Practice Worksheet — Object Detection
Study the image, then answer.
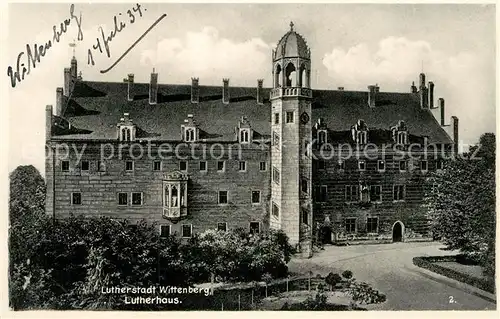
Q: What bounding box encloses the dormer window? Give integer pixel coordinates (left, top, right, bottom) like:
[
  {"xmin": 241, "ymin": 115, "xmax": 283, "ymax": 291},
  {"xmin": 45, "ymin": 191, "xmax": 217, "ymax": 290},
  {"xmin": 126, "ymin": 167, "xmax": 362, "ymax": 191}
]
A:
[
  {"xmin": 181, "ymin": 114, "xmax": 199, "ymax": 142},
  {"xmin": 392, "ymin": 120, "xmax": 409, "ymax": 145},
  {"xmin": 313, "ymin": 118, "xmax": 328, "ymax": 147},
  {"xmin": 351, "ymin": 119, "xmax": 369, "ymax": 145},
  {"xmin": 185, "ymin": 128, "xmax": 195, "ymax": 142},
  {"xmin": 237, "ymin": 116, "xmax": 253, "ymax": 144},
  {"xmin": 240, "ymin": 130, "xmax": 250, "ymax": 143},
  {"xmin": 117, "ymin": 113, "xmax": 136, "ymax": 142}
]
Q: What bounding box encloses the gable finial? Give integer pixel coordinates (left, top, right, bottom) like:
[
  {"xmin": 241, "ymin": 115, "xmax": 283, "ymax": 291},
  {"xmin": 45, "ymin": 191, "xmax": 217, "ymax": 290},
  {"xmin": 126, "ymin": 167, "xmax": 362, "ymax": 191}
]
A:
[{"xmin": 290, "ymin": 21, "xmax": 294, "ymax": 31}]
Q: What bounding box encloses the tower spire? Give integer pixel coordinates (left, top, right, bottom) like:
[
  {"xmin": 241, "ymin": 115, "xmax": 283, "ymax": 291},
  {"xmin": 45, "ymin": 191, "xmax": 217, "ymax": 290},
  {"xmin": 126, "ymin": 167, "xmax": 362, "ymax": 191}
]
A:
[
  {"xmin": 290, "ymin": 21, "xmax": 294, "ymax": 31},
  {"xmin": 69, "ymin": 39, "xmax": 76, "ymax": 58}
]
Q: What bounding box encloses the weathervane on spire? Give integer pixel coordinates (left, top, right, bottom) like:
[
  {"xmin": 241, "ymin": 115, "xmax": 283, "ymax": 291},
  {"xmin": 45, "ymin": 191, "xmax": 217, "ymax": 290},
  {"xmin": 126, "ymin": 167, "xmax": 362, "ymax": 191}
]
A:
[
  {"xmin": 290, "ymin": 21, "xmax": 294, "ymax": 31},
  {"xmin": 69, "ymin": 39, "xmax": 76, "ymax": 58}
]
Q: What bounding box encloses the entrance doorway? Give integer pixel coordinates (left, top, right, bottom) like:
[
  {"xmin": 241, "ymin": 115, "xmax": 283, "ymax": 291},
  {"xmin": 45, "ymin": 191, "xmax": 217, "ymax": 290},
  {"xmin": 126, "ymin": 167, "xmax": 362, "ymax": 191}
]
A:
[
  {"xmin": 320, "ymin": 226, "xmax": 332, "ymax": 244},
  {"xmin": 392, "ymin": 221, "xmax": 403, "ymax": 242}
]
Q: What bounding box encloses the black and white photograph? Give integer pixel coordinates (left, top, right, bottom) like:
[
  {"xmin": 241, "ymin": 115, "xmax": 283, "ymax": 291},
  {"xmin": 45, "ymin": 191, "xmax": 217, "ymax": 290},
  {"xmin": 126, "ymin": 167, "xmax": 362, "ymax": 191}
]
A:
[{"xmin": 4, "ymin": 1, "xmax": 497, "ymax": 313}]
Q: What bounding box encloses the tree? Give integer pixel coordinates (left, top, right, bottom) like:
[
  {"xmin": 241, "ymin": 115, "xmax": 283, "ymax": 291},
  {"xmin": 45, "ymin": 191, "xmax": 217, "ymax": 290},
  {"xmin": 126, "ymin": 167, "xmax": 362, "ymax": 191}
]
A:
[{"xmin": 425, "ymin": 133, "xmax": 495, "ymax": 278}]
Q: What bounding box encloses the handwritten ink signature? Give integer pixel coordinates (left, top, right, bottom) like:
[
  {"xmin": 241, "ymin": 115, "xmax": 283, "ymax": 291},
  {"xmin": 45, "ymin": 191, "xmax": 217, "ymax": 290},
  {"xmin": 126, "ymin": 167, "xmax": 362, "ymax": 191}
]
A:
[{"xmin": 6, "ymin": 4, "xmax": 83, "ymax": 88}]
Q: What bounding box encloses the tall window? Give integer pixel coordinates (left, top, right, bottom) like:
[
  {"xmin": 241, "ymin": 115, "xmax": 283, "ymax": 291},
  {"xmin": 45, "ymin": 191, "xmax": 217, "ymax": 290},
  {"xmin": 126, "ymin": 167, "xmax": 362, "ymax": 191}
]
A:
[
  {"xmin": 71, "ymin": 192, "xmax": 82, "ymax": 205},
  {"xmin": 358, "ymin": 160, "xmax": 366, "ymax": 171},
  {"xmin": 217, "ymin": 222, "xmax": 227, "ymax": 232},
  {"xmin": 399, "ymin": 160, "xmax": 407, "ymax": 171},
  {"xmin": 301, "ymin": 179, "xmax": 308, "ymax": 194},
  {"xmin": 370, "ymin": 185, "xmax": 382, "ymax": 202},
  {"xmin": 132, "ymin": 192, "xmax": 143, "ymax": 206},
  {"xmin": 337, "ymin": 161, "xmax": 345, "ymax": 170},
  {"xmin": 316, "ymin": 185, "xmax": 327, "ymax": 202},
  {"xmin": 397, "ymin": 132, "xmax": 408, "ymax": 144},
  {"xmin": 420, "ymin": 160, "xmax": 428, "ymax": 171},
  {"xmin": 317, "ymin": 160, "xmax": 326, "ymax": 170},
  {"xmin": 217, "ymin": 161, "xmax": 225, "ymax": 172},
  {"xmin": 272, "ymin": 202, "xmax": 279, "ymax": 217},
  {"xmin": 179, "ymin": 161, "xmax": 187, "ymax": 171},
  {"xmin": 118, "ymin": 193, "xmax": 128, "ymax": 206},
  {"xmin": 377, "ymin": 160, "xmax": 385, "ymax": 171},
  {"xmin": 153, "ymin": 161, "xmax": 161, "ymax": 171},
  {"xmin": 250, "ymin": 222, "xmax": 260, "ymax": 234},
  {"xmin": 286, "ymin": 111, "xmax": 294, "ymax": 123},
  {"xmin": 81, "ymin": 160, "xmax": 89, "ymax": 171},
  {"xmin": 182, "ymin": 224, "xmax": 192, "ymax": 238},
  {"xmin": 357, "ymin": 131, "xmax": 367, "ymax": 144},
  {"xmin": 125, "ymin": 161, "xmax": 134, "ymax": 171},
  {"xmin": 436, "ymin": 159, "xmax": 444, "ymax": 170},
  {"xmin": 97, "ymin": 161, "xmax": 106, "ymax": 172},
  {"xmin": 259, "ymin": 162, "xmax": 267, "ymax": 171},
  {"xmin": 366, "ymin": 217, "xmax": 379, "ymax": 233},
  {"xmin": 218, "ymin": 191, "xmax": 228, "ymax": 204},
  {"xmin": 61, "ymin": 160, "xmax": 70, "ymax": 172},
  {"xmin": 160, "ymin": 225, "xmax": 170, "ymax": 238},
  {"xmin": 251, "ymin": 191, "xmax": 261, "ymax": 204},
  {"xmin": 273, "ymin": 167, "xmax": 280, "ymax": 185},
  {"xmin": 273, "ymin": 131, "xmax": 280, "ymax": 147},
  {"xmin": 345, "ymin": 185, "xmax": 359, "ymax": 202},
  {"xmin": 345, "ymin": 218, "xmax": 356, "ymax": 233},
  {"xmin": 393, "ymin": 185, "xmax": 405, "ymax": 201},
  {"xmin": 239, "ymin": 161, "xmax": 247, "ymax": 171},
  {"xmin": 274, "ymin": 113, "xmax": 280, "ymax": 124},
  {"xmin": 184, "ymin": 128, "xmax": 195, "ymax": 142},
  {"xmin": 199, "ymin": 161, "xmax": 207, "ymax": 171},
  {"xmin": 240, "ymin": 129, "xmax": 250, "ymax": 143}
]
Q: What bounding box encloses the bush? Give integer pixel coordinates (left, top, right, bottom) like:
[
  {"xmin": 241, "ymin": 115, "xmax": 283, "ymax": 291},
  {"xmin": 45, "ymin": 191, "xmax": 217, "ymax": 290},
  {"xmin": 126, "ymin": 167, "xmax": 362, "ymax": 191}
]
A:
[
  {"xmin": 342, "ymin": 270, "xmax": 353, "ymax": 279},
  {"xmin": 348, "ymin": 281, "xmax": 386, "ymax": 304}
]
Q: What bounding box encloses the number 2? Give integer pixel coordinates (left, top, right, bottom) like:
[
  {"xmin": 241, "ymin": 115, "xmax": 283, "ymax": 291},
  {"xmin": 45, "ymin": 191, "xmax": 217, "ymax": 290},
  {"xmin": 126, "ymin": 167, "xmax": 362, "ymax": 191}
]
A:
[{"xmin": 449, "ymin": 296, "xmax": 456, "ymax": 304}]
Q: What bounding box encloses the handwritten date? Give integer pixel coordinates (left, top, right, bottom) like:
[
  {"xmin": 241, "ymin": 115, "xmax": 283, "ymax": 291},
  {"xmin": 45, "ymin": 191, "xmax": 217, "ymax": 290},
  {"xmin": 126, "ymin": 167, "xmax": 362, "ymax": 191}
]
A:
[{"xmin": 87, "ymin": 3, "xmax": 144, "ymax": 66}]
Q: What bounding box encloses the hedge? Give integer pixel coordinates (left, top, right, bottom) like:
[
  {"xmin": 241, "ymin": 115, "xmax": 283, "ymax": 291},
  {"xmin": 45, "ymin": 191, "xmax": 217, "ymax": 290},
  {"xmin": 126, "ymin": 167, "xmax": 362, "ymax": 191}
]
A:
[{"xmin": 412, "ymin": 256, "xmax": 495, "ymax": 294}]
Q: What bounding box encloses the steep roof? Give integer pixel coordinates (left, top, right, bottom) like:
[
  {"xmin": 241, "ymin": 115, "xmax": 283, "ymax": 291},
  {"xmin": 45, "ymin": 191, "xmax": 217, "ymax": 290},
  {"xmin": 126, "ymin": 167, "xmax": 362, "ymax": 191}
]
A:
[{"xmin": 53, "ymin": 80, "xmax": 453, "ymax": 144}]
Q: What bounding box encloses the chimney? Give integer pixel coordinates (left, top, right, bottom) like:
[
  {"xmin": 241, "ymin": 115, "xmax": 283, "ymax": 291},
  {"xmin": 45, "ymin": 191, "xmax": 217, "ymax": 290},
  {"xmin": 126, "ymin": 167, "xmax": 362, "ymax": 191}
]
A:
[
  {"xmin": 452, "ymin": 116, "xmax": 459, "ymax": 150},
  {"xmin": 222, "ymin": 78, "xmax": 230, "ymax": 104},
  {"xmin": 56, "ymin": 87, "xmax": 64, "ymax": 116},
  {"xmin": 367, "ymin": 85, "xmax": 377, "ymax": 107},
  {"xmin": 257, "ymin": 79, "xmax": 264, "ymax": 104},
  {"xmin": 411, "ymin": 81, "xmax": 417, "ymax": 93},
  {"xmin": 439, "ymin": 98, "xmax": 445, "ymax": 125},
  {"xmin": 70, "ymin": 56, "xmax": 78, "ymax": 78},
  {"xmin": 338, "ymin": 87, "xmax": 344, "ymax": 91},
  {"xmin": 428, "ymin": 81, "xmax": 434, "ymax": 108},
  {"xmin": 46, "ymin": 105, "xmax": 53, "ymax": 141},
  {"xmin": 127, "ymin": 74, "xmax": 134, "ymax": 102},
  {"xmin": 149, "ymin": 69, "xmax": 158, "ymax": 105},
  {"xmin": 191, "ymin": 77, "xmax": 199, "ymax": 103},
  {"xmin": 64, "ymin": 68, "xmax": 71, "ymax": 96}
]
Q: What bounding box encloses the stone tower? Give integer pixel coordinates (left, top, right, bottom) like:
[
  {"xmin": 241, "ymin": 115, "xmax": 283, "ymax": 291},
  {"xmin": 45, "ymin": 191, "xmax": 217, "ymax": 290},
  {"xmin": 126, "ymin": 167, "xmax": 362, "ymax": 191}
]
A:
[{"xmin": 269, "ymin": 22, "xmax": 313, "ymax": 257}]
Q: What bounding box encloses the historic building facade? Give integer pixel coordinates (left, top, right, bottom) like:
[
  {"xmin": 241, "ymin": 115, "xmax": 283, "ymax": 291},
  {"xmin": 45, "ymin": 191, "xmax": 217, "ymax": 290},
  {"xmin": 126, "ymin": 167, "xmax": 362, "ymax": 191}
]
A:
[{"xmin": 45, "ymin": 24, "xmax": 458, "ymax": 256}]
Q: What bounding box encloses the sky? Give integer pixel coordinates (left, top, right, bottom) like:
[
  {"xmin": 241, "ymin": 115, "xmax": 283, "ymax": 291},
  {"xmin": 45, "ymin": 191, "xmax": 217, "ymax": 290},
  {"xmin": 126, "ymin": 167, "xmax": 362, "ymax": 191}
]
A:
[{"xmin": 6, "ymin": 3, "xmax": 496, "ymax": 174}]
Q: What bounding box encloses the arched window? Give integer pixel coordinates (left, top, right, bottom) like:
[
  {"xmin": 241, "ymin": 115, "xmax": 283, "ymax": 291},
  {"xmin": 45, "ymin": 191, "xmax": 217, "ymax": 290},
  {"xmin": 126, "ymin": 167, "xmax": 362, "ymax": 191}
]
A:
[
  {"xmin": 275, "ymin": 64, "xmax": 282, "ymax": 88},
  {"xmin": 357, "ymin": 131, "xmax": 367, "ymax": 144},
  {"xmin": 285, "ymin": 63, "xmax": 296, "ymax": 87},
  {"xmin": 398, "ymin": 132, "xmax": 407, "ymax": 144},
  {"xmin": 299, "ymin": 64, "xmax": 307, "ymax": 88}
]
